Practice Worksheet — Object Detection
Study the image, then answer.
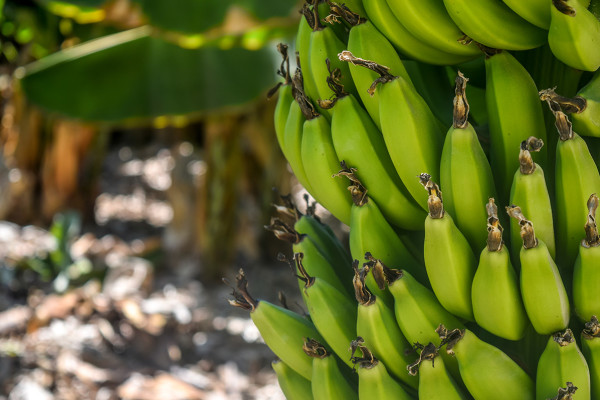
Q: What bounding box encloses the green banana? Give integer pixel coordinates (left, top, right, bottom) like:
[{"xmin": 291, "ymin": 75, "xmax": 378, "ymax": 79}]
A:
[
  {"xmin": 385, "ymin": 0, "xmax": 481, "ymax": 56},
  {"xmin": 353, "ymin": 263, "xmax": 419, "ymax": 388},
  {"xmin": 407, "ymin": 342, "xmax": 470, "ymax": 400},
  {"xmin": 440, "ymin": 71, "xmax": 497, "ymax": 253},
  {"xmin": 335, "ymin": 165, "xmax": 428, "ymax": 293},
  {"xmin": 540, "ymin": 74, "xmax": 600, "ymax": 138},
  {"xmin": 349, "ymin": 338, "xmax": 414, "ymax": 400},
  {"xmin": 543, "ymin": 102, "xmax": 600, "ymax": 270},
  {"xmin": 507, "ymin": 205, "xmax": 570, "ymax": 335},
  {"xmin": 573, "ymin": 193, "xmax": 600, "ymax": 322},
  {"xmin": 295, "ymin": 253, "xmax": 358, "ymax": 368},
  {"xmin": 549, "ymin": 0, "xmax": 600, "ymax": 72},
  {"xmin": 271, "ymin": 43, "xmax": 294, "ymax": 151},
  {"xmin": 272, "ymin": 359, "xmax": 314, "ymax": 400},
  {"xmin": 501, "ymin": 0, "xmax": 552, "ymax": 29},
  {"xmin": 509, "ymin": 137, "xmax": 555, "ymax": 264},
  {"xmin": 362, "ymin": 0, "xmax": 476, "ymax": 65},
  {"xmin": 438, "ymin": 326, "xmax": 536, "ymax": 400},
  {"xmin": 303, "ymin": 338, "xmax": 358, "ymax": 400},
  {"xmin": 407, "ymin": 61, "xmax": 456, "ymax": 128},
  {"xmin": 421, "ymin": 174, "xmax": 476, "ymax": 321},
  {"xmin": 582, "ymin": 316, "xmax": 600, "ymax": 400},
  {"xmin": 472, "ymin": 198, "xmax": 528, "ymax": 340},
  {"xmin": 442, "ymin": 0, "xmax": 547, "ymax": 50},
  {"xmin": 324, "ymin": 70, "xmax": 426, "ymax": 230},
  {"xmin": 329, "ymin": 4, "xmax": 412, "ymax": 130},
  {"xmin": 536, "ymin": 329, "xmax": 591, "ymax": 400},
  {"xmin": 228, "ymin": 269, "xmax": 325, "ymax": 380},
  {"xmin": 300, "ymin": 110, "xmax": 353, "ymax": 225},
  {"xmin": 297, "ymin": 3, "xmax": 319, "ymax": 104},
  {"xmin": 485, "ymin": 49, "xmax": 548, "ymax": 206},
  {"xmin": 267, "ymin": 220, "xmax": 354, "ymax": 299},
  {"xmin": 339, "ymin": 51, "xmax": 444, "ymax": 210}
]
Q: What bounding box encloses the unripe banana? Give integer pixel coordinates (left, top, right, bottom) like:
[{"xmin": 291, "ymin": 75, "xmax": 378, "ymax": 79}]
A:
[
  {"xmin": 438, "ymin": 325, "xmax": 535, "ymax": 400},
  {"xmin": 509, "ymin": 137, "xmax": 555, "ymax": 264},
  {"xmin": 324, "ymin": 74, "xmax": 426, "ymax": 230},
  {"xmin": 375, "ymin": 257, "xmax": 464, "ymax": 382},
  {"xmin": 541, "ymin": 101, "xmax": 600, "ymax": 270},
  {"xmin": 303, "ymin": 338, "xmax": 358, "ymax": 400},
  {"xmin": 407, "ymin": 342, "xmax": 470, "ymax": 400},
  {"xmin": 385, "ymin": 0, "xmax": 482, "ymax": 56},
  {"xmin": 295, "ymin": 253, "xmax": 358, "ymax": 368},
  {"xmin": 339, "ymin": 51, "xmax": 444, "ymax": 210},
  {"xmin": 472, "ymin": 198, "xmax": 528, "ymax": 340},
  {"xmin": 573, "ymin": 194, "xmax": 600, "ymax": 322},
  {"xmin": 549, "ymin": 0, "xmax": 600, "ymax": 72},
  {"xmin": 330, "ymin": 4, "xmax": 412, "ymax": 130},
  {"xmin": 485, "ymin": 49, "xmax": 548, "ymax": 206},
  {"xmin": 350, "ymin": 338, "xmax": 414, "ymax": 400},
  {"xmin": 272, "ymin": 44, "xmax": 294, "ymax": 151},
  {"xmin": 272, "ymin": 359, "xmax": 314, "ymax": 400},
  {"xmin": 353, "ymin": 263, "xmax": 418, "ymax": 388},
  {"xmin": 581, "ymin": 316, "xmax": 600, "ymax": 400},
  {"xmin": 301, "ymin": 111, "xmax": 353, "ymax": 225},
  {"xmin": 501, "ymin": 0, "xmax": 552, "ymax": 28},
  {"xmin": 440, "ymin": 71, "xmax": 497, "ymax": 253},
  {"xmin": 421, "ymin": 174, "xmax": 476, "ymax": 321},
  {"xmin": 536, "ymin": 329, "xmax": 591, "ymax": 400},
  {"xmin": 335, "ymin": 165, "xmax": 428, "ymax": 296},
  {"xmin": 442, "ymin": 0, "xmax": 547, "ymax": 50},
  {"xmin": 228, "ymin": 269, "xmax": 325, "ymax": 380},
  {"xmin": 507, "ymin": 205, "xmax": 570, "ymax": 335},
  {"xmin": 362, "ymin": 0, "xmax": 476, "ymax": 65},
  {"xmin": 297, "ymin": 3, "xmax": 318, "ymax": 104}
]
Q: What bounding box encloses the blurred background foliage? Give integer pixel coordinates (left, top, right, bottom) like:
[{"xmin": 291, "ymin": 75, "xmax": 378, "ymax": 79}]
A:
[{"xmin": 0, "ymin": 0, "xmax": 300, "ymax": 282}]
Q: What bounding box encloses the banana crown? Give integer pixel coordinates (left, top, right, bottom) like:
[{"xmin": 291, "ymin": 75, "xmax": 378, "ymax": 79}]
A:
[
  {"xmin": 518, "ymin": 137, "xmax": 544, "ymax": 175},
  {"xmin": 582, "ymin": 193, "xmax": 600, "ymax": 248},
  {"xmin": 407, "ymin": 342, "xmax": 440, "ymax": 376},
  {"xmin": 582, "ymin": 315, "xmax": 600, "ymax": 340},
  {"xmin": 350, "ymin": 336, "xmax": 379, "ymax": 370},
  {"xmin": 506, "ymin": 205, "xmax": 538, "ymax": 249}
]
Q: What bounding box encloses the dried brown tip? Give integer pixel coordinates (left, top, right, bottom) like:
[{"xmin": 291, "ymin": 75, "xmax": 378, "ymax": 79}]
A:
[
  {"xmin": 294, "ymin": 252, "xmax": 315, "ymax": 288},
  {"xmin": 226, "ymin": 269, "xmax": 258, "ymax": 311},
  {"xmin": 291, "ymin": 66, "xmax": 319, "ymax": 120},
  {"xmin": 338, "ymin": 50, "xmax": 395, "ymax": 96},
  {"xmin": 333, "ymin": 161, "xmax": 369, "ymax": 207},
  {"xmin": 552, "ymin": 0, "xmax": 576, "ymax": 16},
  {"xmin": 353, "ymin": 260, "xmax": 375, "ymax": 306},
  {"xmin": 327, "ymin": 1, "xmax": 366, "ymax": 26},
  {"xmin": 350, "ymin": 337, "xmax": 378, "ymax": 369},
  {"xmin": 303, "ymin": 337, "xmax": 330, "ymax": 358},
  {"xmin": 452, "ymin": 71, "xmax": 470, "ymax": 129},
  {"xmin": 436, "ymin": 325, "xmax": 465, "ymax": 356},
  {"xmin": 419, "ymin": 173, "xmax": 444, "ymax": 219},
  {"xmin": 265, "ymin": 217, "xmax": 301, "ymax": 244},
  {"xmin": 407, "ymin": 342, "xmax": 439, "ymax": 376},
  {"xmin": 364, "ymin": 252, "xmax": 400, "ymax": 289},
  {"xmin": 486, "ymin": 198, "xmax": 503, "ymax": 252},
  {"xmin": 583, "ymin": 316, "xmax": 600, "ymax": 339},
  {"xmin": 539, "ymin": 87, "xmax": 586, "ymax": 114},
  {"xmin": 540, "ymin": 93, "xmax": 575, "ymax": 141},
  {"xmin": 583, "ymin": 193, "xmax": 600, "ymax": 248},
  {"xmin": 550, "ymin": 382, "xmax": 578, "ymax": 400},
  {"xmin": 317, "ymin": 58, "xmax": 348, "ymax": 109},
  {"xmin": 267, "ymin": 43, "xmax": 292, "ymax": 99},
  {"xmin": 506, "ymin": 205, "xmax": 537, "ymax": 249},
  {"xmin": 553, "ymin": 329, "xmax": 575, "ymax": 347},
  {"xmin": 518, "ymin": 137, "xmax": 544, "ymax": 175}
]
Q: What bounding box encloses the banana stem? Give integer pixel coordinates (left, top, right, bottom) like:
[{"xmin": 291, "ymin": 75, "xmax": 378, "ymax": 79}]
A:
[
  {"xmin": 583, "ymin": 193, "xmax": 600, "ymax": 248},
  {"xmin": 506, "ymin": 205, "xmax": 538, "ymax": 249},
  {"xmin": 419, "ymin": 173, "xmax": 444, "ymax": 219},
  {"xmin": 453, "ymin": 71, "xmax": 470, "ymax": 129},
  {"xmin": 227, "ymin": 269, "xmax": 258, "ymax": 311},
  {"xmin": 519, "ymin": 137, "xmax": 544, "ymax": 175},
  {"xmin": 486, "ymin": 198, "xmax": 504, "ymax": 252}
]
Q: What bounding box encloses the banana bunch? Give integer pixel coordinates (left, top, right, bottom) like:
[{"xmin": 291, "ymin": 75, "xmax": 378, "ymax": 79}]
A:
[{"xmin": 230, "ymin": 0, "xmax": 600, "ymax": 398}]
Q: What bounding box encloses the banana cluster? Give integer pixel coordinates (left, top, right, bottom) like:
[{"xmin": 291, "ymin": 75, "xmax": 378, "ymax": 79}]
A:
[{"xmin": 232, "ymin": 0, "xmax": 600, "ymax": 398}]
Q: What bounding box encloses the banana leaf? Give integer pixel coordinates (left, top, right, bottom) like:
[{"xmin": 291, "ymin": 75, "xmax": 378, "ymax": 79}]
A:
[{"xmin": 17, "ymin": 26, "xmax": 279, "ymax": 122}]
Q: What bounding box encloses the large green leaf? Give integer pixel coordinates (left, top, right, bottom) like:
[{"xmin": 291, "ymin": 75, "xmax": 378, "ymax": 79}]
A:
[{"xmin": 18, "ymin": 26, "xmax": 279, "ymax": 122}]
